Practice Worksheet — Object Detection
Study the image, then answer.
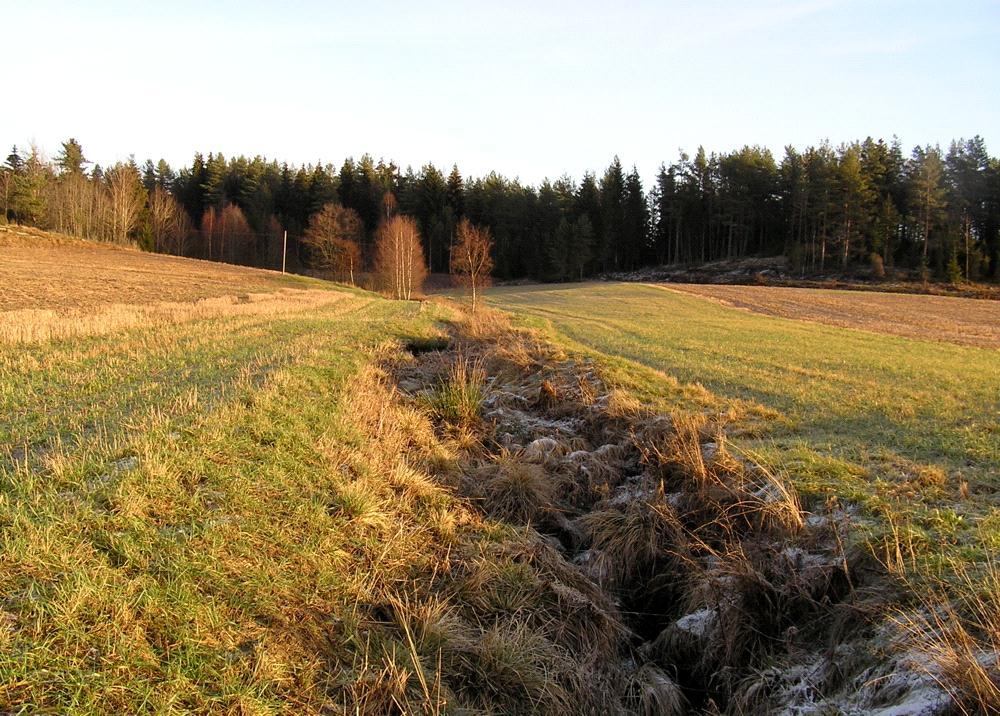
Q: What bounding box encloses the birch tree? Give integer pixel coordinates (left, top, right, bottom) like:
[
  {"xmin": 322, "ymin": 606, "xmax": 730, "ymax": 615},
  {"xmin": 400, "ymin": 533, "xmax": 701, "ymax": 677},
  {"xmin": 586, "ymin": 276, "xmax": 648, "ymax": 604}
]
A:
[
  {"xmin": 105, "ymin": 161, "xmax": 145, "ymax": 243},
  {"xmin": 451, "ymin": 218, "xmax": 494, "ymax": 312},
  {"xmin": 375, "ymin": 215, "xmax": 426, "ymax": 300}
]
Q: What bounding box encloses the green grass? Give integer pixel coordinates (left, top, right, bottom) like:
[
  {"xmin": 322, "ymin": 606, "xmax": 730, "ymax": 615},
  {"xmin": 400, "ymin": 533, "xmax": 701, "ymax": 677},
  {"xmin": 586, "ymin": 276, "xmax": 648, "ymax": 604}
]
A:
[
  {"xmin": 4, "ymin": 270, "xmax": 997, "ymax": 710},
  {"xmin": 486, "ymin": 282, "xmax": 1000, "ymax": 562},
  {"xmin": 0, "ymin": 289, "xmax": 467, "ymax": 712}
]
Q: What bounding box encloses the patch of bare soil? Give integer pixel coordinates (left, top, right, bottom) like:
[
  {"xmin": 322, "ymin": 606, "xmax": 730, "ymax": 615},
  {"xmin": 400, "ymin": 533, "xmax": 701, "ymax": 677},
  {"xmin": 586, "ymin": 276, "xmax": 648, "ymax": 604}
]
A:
[
  {"xmin": 0, "ymin": 227, "xmax": 289, "ymax": 312},
  {"xmin": 385, "ymin": 309, "xmax": 956, "ymax": 714},
  {"xmin": 662, "ymin": 283, "xmax": 1000, "ymax": 349}
]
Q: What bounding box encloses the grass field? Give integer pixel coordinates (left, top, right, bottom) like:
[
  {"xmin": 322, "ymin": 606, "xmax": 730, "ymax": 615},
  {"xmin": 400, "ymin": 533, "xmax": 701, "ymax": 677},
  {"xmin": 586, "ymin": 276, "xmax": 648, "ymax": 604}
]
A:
[
  {"xmin": 667, "ymin": 282, "xmax": 1000, "ymax": 349},
  {"xmin": 3, "ymin": 236, "xmax": 997, "ymax": 712},
  {"xmin": 487, "ymin": 282, "xmax": 1000, "ymax": 562},
  {"xmin": 2, "ymin": 241, "xmax": 699, "ymax": 713},
  {"xmin": 0, "ymin": 278, "xmax": 458, "ymax": 711}
]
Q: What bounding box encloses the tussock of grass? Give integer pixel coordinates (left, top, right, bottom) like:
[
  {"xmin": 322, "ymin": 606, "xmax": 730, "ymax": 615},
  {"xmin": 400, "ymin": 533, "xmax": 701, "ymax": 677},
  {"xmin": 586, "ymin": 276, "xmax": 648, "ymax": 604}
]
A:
[
  {"xmin": 472, "ymin": 452, "xmax": 558, "ymax": 524},
  {"xmin": 426, "ymin": 354, "xmax": 488, "ymax": 428},
  {"xmin": 636, "ymin": 414, "xmax": 803, "ymax": 542},
  {"xmin": 579, "ymin": 487, "xmax": 688, "ymax": 589},
  {"xmin": 624, "ymin": 663, "xmax": 687, "ymax": 716}
]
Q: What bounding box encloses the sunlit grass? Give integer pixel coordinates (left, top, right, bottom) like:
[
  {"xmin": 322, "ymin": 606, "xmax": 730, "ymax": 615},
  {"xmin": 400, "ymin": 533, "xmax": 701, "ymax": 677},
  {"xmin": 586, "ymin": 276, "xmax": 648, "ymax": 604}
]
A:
[
  {"xmin": 0, "ymin": 289, "xmax": 471, "ymax": 711},
  {"xmin": 487, "ymin": 282, "xmax": 1000, "ymax": 564}
]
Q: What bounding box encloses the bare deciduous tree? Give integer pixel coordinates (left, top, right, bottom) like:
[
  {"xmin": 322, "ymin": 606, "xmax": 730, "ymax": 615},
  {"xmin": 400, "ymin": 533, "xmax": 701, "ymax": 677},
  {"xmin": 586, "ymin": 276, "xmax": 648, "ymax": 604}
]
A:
[
  {"xmin": 217, "ymin": 203, "xmax": 251, "ymax": 263},
  {"xmin": 451, "ymin": 218, "xmax": 494, "ymax": 312},
  {"xmin": 303, "ymin": 203, "xmax": 365, "ymax": 284},
  {"xmin": 0, "ymin": 169, "xmax": 10, "ymax": 221},
  {"xmin": 264, "ymin": 215, "xmax": 285, "ymax": 269},
  {"xmin": 380, "ymin": 191, "xmax": 398, "ymax": 223},
  {"xmin": 375, "ymin": 215, "xmax": 426, "ymax": 300},
  {"xmin": 201, "ymin": 206, "xmax": 217, "ymax": 259},
  {"xmin": 105, "ymin": 162, "xmax": 145, "ymax": 244},
  {"xmin": 149, "ymin": 187, "xmax": 191, "ymax": 255}
]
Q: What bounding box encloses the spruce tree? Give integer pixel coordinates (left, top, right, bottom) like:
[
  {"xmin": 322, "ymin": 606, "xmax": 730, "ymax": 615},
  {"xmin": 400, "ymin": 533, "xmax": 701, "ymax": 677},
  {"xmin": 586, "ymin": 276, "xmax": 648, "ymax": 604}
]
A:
[
  {"xmin": 201, "ymin": 153, "xmax": 227, "ymax": 209},
  {"xmin": 545, "ymin": 217, "xmax": 572, "ymax": 281},
  {"xmin": 599, "ymin": 157, "xmax": 625, "ymax": 271},
  {"xmin": 55, "ymin": 138, "xmax": 87, "ymax": 175},
  {"xmin": 5, "ymin": 146, "xmax": 23, "ymax": 173},
  {"xmin": 155, "ymin": 159, "xmax": 175, "ymax": 190},
  {"xmin": 623, "ymin": 166, "xmax": 649, "ymax": 270},
  {"xmin": 10, "ymin": 145, "xmax": 48, "ymax": 224},
  {"xmin": 446, "ymin": 164, "xmax": 464, "ymax": 217},
  {"xmin": 142, "ymin": 160, "xmax": 157, "ymax": 193}
]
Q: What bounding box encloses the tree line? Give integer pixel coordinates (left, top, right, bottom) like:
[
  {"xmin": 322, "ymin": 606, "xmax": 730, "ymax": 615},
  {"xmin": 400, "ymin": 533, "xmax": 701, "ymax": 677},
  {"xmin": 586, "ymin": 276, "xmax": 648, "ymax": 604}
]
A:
[{"xmin": 3, "ymin": 136, "xmax": 999, "ymax": 283}]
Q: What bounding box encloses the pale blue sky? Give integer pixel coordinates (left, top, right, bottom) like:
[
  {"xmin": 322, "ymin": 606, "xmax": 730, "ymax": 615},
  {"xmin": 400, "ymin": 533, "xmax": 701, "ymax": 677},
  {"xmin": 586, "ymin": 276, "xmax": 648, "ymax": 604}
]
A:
[{"xmin": 4, "ymin": 0, "xmax": 998, "ymax": 184}]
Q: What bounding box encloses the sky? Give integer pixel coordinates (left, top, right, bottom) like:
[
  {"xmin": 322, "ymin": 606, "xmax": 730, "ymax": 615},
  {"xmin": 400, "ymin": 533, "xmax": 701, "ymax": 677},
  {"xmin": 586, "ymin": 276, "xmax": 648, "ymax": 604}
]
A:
[{"xmin": 3, "ymin": 0, "xmax": 998, "ymax": 185}]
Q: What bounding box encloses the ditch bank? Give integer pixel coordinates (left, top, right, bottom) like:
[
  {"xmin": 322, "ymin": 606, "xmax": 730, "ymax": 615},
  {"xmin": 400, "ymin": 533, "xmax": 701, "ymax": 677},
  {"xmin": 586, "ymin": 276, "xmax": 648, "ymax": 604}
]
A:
[{"xmin": 391, "ymin": 311, "xmax": 955, "ymax": 715}]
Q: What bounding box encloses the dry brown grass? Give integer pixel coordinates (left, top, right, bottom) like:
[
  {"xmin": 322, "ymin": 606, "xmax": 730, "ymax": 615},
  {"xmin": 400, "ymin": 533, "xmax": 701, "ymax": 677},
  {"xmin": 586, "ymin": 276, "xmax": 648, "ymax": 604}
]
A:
[
  {"xmin": 579, "ymin": 487, "xmax": 688, "ymax": 589},
  {"xmin": 1, "ymin": 228, "xmax": 301, "ymax": 312},
  {"xmin": 663, "ymin": 283, "xmax": 1000, "ymax": 349},
  {"xmin": 636, "ymin": 414, "xmax": 803, "ymax": 542},
  {"xmin": 1, "ymin": 228, "xmax": 349, "ymax": 344},
  {"xmin": 472, "ymin": 452, "xmax": 558, "ymax": 524},
  {"xmin": 1, "ymin": 289, "xmax": 354, "ymax": 345},
  {"xmin": 893, "ymin": 561, "xmax": 1000, "ymax": 714},
  {"xmin": 624, "ymin": 663, "xmax": 687, "ymax": 715}
]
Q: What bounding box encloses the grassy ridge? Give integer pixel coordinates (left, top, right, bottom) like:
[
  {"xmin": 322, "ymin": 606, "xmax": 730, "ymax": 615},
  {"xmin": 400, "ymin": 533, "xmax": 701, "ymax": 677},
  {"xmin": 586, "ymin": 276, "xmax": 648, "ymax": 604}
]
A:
[{"xmin": 487, "ymin": 282, "xmax": 1000, "ymax": 561}]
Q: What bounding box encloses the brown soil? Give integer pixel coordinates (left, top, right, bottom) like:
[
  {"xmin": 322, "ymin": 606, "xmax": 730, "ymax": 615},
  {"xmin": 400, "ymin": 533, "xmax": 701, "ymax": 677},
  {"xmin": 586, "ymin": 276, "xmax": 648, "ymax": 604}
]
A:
[
  {"xmin": 0, "ymin": 227, "xmax": 291, "ymax": 312},
  {"xmin": 661, "ymin": 283, "xmax": 1000, "ymax": 349}
]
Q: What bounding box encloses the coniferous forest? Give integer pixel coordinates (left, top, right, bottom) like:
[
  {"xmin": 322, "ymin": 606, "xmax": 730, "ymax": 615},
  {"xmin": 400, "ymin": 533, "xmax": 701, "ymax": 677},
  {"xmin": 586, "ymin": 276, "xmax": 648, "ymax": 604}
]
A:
[{"xmin": 3, "ymin": 136, "xmax": 999, "ymax": 283}]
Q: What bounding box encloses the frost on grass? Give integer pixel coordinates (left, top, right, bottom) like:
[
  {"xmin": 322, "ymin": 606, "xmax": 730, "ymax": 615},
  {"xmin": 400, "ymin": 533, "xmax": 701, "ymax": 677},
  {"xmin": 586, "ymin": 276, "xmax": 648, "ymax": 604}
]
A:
[{"xmin": 388, "ymin": 305, "xmax": 960, "ymax": 714}]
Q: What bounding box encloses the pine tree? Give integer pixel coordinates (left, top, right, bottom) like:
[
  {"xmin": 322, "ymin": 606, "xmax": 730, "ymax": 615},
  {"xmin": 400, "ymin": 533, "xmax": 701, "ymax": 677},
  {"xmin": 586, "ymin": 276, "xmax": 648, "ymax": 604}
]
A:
[
  {"xmin": 909, "ymin": 145, "xmax": 947, "ymax": 268},
  {"xmin": 835, "ymin": 143, "xmax": 869, "ymax": 267}
]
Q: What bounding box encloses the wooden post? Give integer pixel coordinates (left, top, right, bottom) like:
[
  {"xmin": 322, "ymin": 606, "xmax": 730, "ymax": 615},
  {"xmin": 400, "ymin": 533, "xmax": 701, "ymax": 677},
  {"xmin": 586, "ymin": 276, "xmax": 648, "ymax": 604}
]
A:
[{"xmin": 282, "ymin": 230, "xmax": 287, "ymax": 274}]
